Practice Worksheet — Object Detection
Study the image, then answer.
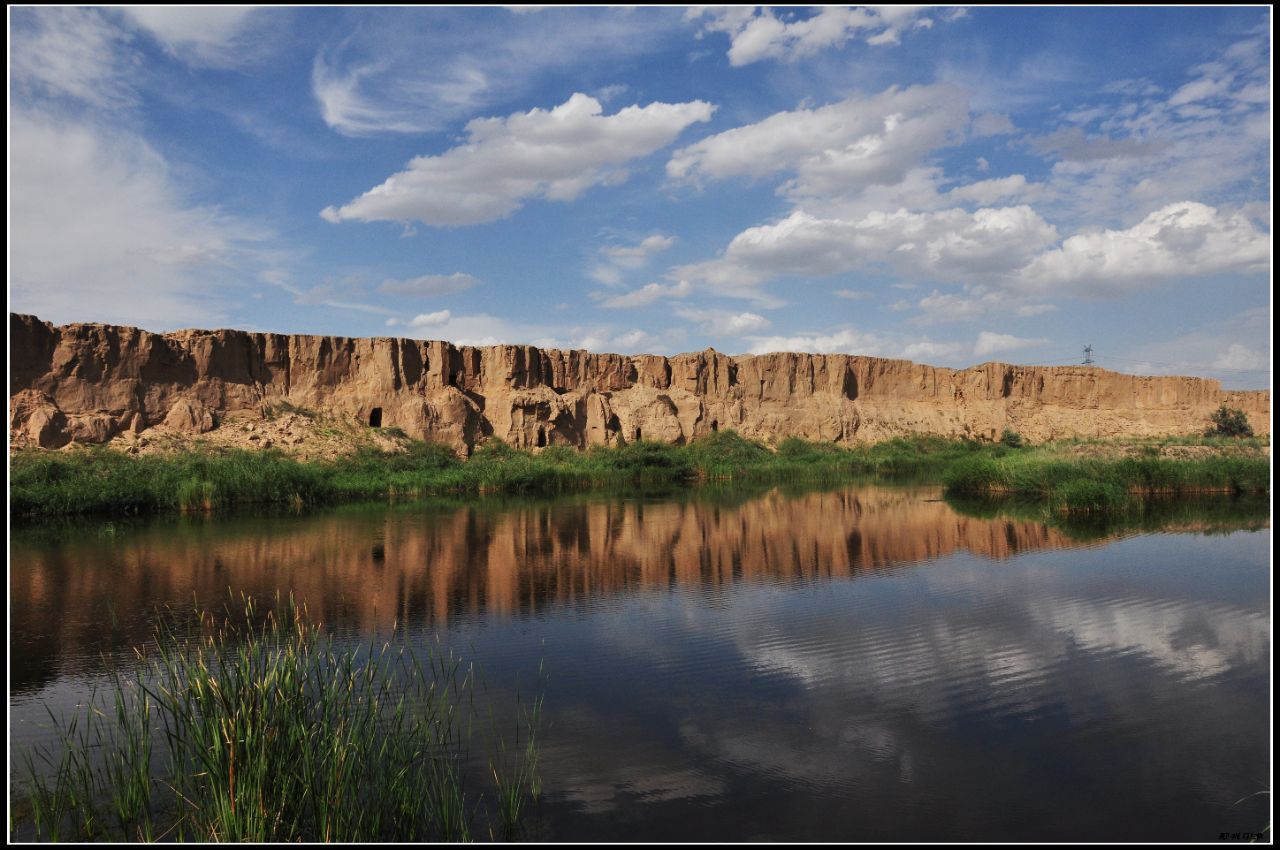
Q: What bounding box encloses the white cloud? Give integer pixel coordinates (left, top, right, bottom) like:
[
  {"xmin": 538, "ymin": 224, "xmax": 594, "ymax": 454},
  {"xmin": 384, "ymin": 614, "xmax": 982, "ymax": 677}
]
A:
[
  {"xmin": 744, "ymin": 328, "xmax": 889, "ymax": 356},
  {"xmin": 834, "ymin": 289, "xmax": 872, "ymax": 301},
  {"xmin": 313, "ymin": 52, "xmax": 488, "ymax": 136},
  {"xmin": 602, "ymin": 234, "xmax": 677, "ymax": 267},
  {"xmin": 383, "ymin": 310, "xmax": 685, "ymax": 355},
  {"xmin": 595, "ymin": 280, "xmax": 692, "ymax": 309},
  {"xmin": 407, "ymin": 310, "xmax": 452, "ymax": 328},
  {"xmin": 1115, "ymin": 308, "xmax": 1269, "ymax": 389},
  {"xmin": 1213, "ymin": 344, "xmax": 1268, "ymax": 371},
  {"xmin": 378, "ymin": 273, "xmax": 479, "ymax": 297},
  {"xmin": 10, "ymin": 113, "xmax": 266, "ymax": 329},
  {"xmin": 913, "ymin": 287, "xmax": 1057, "ymax": 325},
  {"xmin": 974, "ymin": 331, "xmax": 1046, "ymax": 358},
  {"xmin": 311, "ymin": 8, "xmax": 688, "ymax": 136},
  {"xmin": 322, "ymin": 93, "xmax": 714, "ymax": 227},
  {"xmin": 1016, "ymin": 202, "xmax": 1269, "ymax": 295},
  {"xmin": 970, "ymin": 111, "xmax": 1016, "ymax": 137},
  {"xmin": 690, "ymin": 6, "xmax": 946, "ymax": 65},
  {"xmin": 120, "ymin": 6, "xmax": 265, "ymax": 66},
  {"xmin": 674, "ymin": 307, "xmax": 770, "ymax": 337},
  {"xmin": 899, "ymin": 340, "xmax": 966, "ymax": 362},
  {"xmin": 592, "ymin": 234, "xmax": 678, "ymax": 285},
  {"xmin": 947, "ymin": 174, "xmax": 1043, "ymax": 206},
  {"xmin": 11, "ymin": 7, "xmax": 135, "ymax": 108},
  {"xmin": 667, "ymin": 84, "xmax": 969, "ymax": 203},
  {"xmin": 1023, "ymin": 34, "xmax": 1269, "ymax": 229},
  {"xmin": 679, "ymin": 205, "xmax": 1058, "ymax": 299}
]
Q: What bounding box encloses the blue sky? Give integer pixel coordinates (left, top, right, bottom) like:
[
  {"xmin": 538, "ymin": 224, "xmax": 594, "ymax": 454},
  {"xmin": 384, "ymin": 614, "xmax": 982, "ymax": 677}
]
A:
[{"xmin": 9, "ymin": 6, "xmax": 1271, "ymax": 388}]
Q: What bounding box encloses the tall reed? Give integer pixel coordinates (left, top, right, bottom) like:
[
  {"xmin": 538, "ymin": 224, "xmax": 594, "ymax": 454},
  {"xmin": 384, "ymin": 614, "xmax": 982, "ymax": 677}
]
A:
[{"xmin": 13, "ymin": 595, "xmax": 543, "ymax": 842}]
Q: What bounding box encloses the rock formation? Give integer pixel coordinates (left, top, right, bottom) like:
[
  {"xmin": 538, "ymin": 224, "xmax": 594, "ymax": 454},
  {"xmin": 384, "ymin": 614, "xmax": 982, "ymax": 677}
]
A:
[{"xmin": 9, "ymin": 313, "xmax": 1270, "ymax": 452}]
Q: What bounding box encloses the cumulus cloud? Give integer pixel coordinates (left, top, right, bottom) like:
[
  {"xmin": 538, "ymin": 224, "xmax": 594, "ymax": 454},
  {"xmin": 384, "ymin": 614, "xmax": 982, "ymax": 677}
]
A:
[
  {"xmin": 1016, "ymin": 202, "xmax": 1269, "ymax": 295},
  {"xmin": 667, "ymin": 84, "xmax": 969, "ymax": 202},
  {"xmin": 679, "ymin": 205, "xmax": 1058, "ymax": 299},
  {"xmin": 378, "ymin": 273, "xmax": 479, "ymax": 297},
  {"xmin": 689, "ymin": 6, "xmax": 950, "ymax": 66},
  {"xmin": 974, "ymin": 331, "xmax": 1046, "ymax": 358},
  {"xmin": 595, "ymin": 280, "xmax": 692, "ymax": 309},
  {"xmin": 322, "ymin": 93, "xmax": 714, "ymax": 227}
]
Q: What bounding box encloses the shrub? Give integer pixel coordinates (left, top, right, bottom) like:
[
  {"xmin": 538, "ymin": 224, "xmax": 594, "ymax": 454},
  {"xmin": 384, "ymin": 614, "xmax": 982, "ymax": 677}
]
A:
[
  {"xmin": 1207, "ymin": 405, "xmax": 1254, "ymax": 438},
  {"xmin": 1000, "ymin": 428, "xmax": 1025, "ymax": 449}
]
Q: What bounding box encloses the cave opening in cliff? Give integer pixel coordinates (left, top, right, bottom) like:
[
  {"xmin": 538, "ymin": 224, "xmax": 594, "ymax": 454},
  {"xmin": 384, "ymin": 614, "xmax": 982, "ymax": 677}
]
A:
[
  {"xmin": 537, "ymin": 426, "xmax": 547, "ymax": 448},
  {"xmin": 634, "ymin": 426, "xmax": 642, "ymax": 441},
  {"xmin": 369, "ymin": 408, "xmax": 382, "ymax": 428},
  {"xmin": 711, "ymin": 419, "xmax": 719, "ymax": 432}
]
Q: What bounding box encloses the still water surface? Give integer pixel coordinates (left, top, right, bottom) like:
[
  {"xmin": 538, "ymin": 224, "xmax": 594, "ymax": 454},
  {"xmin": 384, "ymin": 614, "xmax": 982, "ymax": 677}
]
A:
[{"xmin": 10, "ymin": 484, "xmax": 1271, "ymax": 841}]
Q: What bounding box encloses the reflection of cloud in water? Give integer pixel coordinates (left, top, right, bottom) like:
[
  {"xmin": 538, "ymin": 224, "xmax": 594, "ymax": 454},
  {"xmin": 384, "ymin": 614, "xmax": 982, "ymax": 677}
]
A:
[{"xmin": 533, "ymin": 535, "xmax": 1269, "ymax": 815}]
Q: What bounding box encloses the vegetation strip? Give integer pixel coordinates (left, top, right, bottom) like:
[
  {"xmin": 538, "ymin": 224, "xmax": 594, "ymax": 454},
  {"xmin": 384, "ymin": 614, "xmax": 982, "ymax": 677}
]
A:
[{"xmin": 10, "ymin": 430, "xmax": 1269, "ymax": 520}]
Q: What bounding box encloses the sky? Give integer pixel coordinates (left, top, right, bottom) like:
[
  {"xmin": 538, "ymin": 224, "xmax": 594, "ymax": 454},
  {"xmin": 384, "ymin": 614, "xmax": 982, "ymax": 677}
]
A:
[{"xmin": 8, "ymin": 6, "xmax": 1272, "ymax": 388}]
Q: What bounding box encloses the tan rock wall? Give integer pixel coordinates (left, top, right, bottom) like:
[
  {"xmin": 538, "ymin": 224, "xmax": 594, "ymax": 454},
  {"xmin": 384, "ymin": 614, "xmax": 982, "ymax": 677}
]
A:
[{"xmin": 9, "ymin": 313, "xmax": 1270, "ymax": 452}]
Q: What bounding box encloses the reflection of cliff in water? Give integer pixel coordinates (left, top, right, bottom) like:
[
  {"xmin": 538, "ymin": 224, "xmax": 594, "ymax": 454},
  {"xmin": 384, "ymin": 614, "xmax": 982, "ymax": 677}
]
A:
[{"xmin": 10, "ymin": 484, "xmax": 1255, "ymax": 694}]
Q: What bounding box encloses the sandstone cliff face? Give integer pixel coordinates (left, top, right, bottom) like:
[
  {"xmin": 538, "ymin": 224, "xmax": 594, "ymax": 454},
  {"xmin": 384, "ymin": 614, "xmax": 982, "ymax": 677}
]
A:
[{"xmin": 9, "ymin": 313, "xmax": 1270, "ymax": 451}]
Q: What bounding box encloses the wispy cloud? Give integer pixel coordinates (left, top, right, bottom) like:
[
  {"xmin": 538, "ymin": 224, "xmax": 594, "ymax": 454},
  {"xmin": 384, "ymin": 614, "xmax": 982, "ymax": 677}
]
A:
[
  {"xmin": 10, "ymin": 112, "xmax": 270, "ymax": 329},
  {"xmin": 120, "ymin": 7, "xmax": 272, "ymax": 67},
  {"xmin": 378, "ymin": 273, "xmax": 479, "ymax": 298},
  {"xmin": 312, "ymin": 7, "xmax": 688, "ymax": 136},
  {"xmin": 595, "ymin": 280, "xmax": 692, "ymax": 309}
]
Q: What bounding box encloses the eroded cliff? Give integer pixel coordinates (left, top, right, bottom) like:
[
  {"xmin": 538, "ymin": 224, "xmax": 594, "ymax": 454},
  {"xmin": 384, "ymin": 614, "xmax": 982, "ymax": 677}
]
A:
[{"xmin": 9, "ymin": 313, "xmax": 1270, "ymax": 452}]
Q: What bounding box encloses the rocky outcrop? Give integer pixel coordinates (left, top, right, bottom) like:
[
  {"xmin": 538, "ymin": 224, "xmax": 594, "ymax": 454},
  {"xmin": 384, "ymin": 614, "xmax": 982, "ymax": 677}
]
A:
[{"xmin": 8, "ymin": 313, "xmax": 1271, "ymax": 452}]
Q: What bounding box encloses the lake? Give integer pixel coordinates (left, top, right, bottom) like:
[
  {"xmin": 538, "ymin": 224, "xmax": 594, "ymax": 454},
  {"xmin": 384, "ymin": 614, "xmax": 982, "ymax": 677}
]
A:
[{"xmin": 9, "ymin": 483, "xmax": 1271, "ymax": 841}]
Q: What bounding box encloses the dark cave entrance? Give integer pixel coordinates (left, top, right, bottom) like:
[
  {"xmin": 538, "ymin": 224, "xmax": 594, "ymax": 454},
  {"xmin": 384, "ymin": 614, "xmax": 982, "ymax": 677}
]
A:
[
  {"xmin": 369, "ymin": 407, "xmax": 383, "ymax": 428},
  {"xmin": 536, "ymin": 426, "xmax": 547, "ymax": 448}
]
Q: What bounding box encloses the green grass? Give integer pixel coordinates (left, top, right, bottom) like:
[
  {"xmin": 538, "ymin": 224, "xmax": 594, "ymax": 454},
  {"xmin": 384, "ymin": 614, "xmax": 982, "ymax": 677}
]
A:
[
  {"xmin": 12, "ymin": 595, "xmax": 542, "ymax": 842},
  {"xmin": 942, "ymin": 448, "xmax": 1270, "ymax": 513},
  {"xmin": 11, "ymin": 430, "xmax": 1270, "ymax": 520}
]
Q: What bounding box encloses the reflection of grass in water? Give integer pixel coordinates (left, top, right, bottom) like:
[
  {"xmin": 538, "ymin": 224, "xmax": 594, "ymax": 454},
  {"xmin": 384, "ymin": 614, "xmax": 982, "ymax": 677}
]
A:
[
  {"xmin": 945, "ymin": 492, "xmax": 1271, "ymax": 542},
  {"xmin": 13, "ymin": 595, "xmax": 543, "ymax": 842}
]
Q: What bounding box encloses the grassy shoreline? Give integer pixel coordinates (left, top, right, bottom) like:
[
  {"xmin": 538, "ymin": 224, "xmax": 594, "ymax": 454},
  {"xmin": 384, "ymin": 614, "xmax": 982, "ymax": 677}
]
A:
[
  {"xmin": 942, "ymin": 447, "xmax": 1269, "ymax": 513},
  {"xmin": 13, "ymin": 596, "xmax": 541, "ymax": 842},
  {"xmin": 10, "ymin": 431, "xmax": 1270, "ymax": 520}
]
